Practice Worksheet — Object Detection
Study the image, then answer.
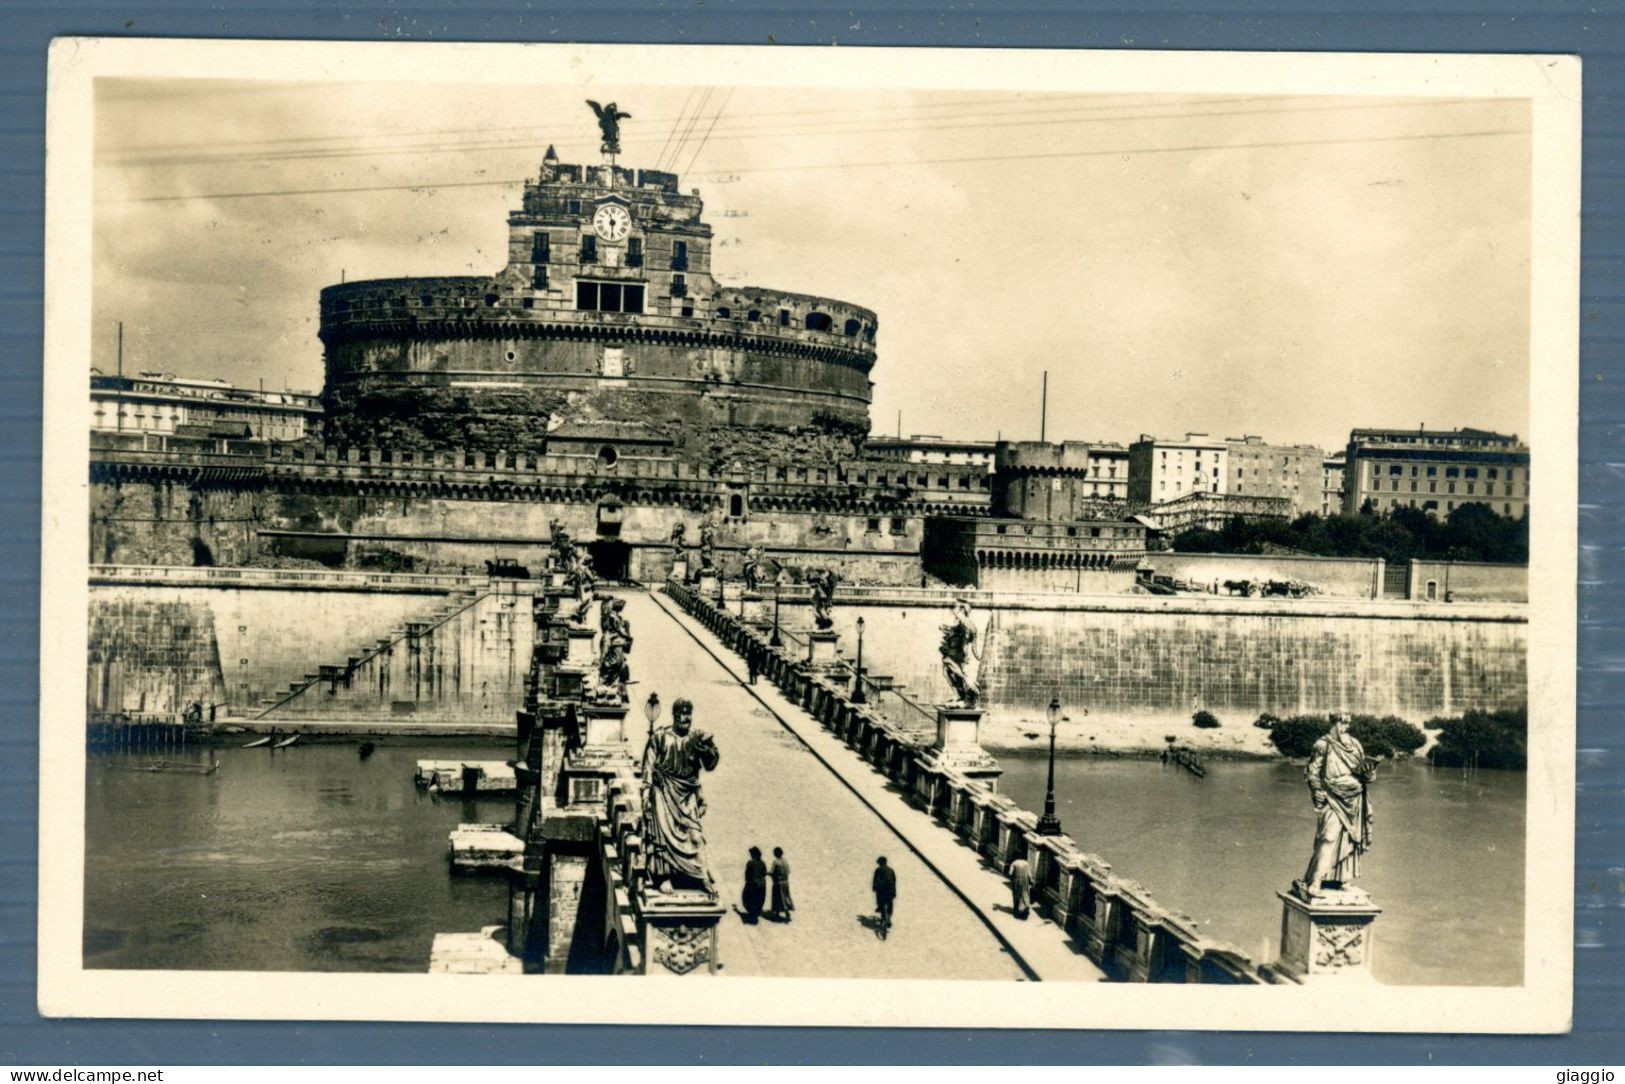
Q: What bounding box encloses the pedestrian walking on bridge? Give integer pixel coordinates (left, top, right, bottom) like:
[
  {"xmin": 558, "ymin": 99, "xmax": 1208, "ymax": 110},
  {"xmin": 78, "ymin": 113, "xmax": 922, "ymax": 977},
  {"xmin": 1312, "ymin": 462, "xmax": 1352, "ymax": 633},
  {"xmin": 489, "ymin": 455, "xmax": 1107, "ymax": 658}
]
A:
[
  {"xmin": 769, "ymin": 846, "xmax": 795, "ymax": 923},
  {"xmin": 1007, "ymin": 855, "xmax": 1033, "ymax": 920},
  {"xmin": 871, "ymin": 856, "xmax": 897, "ymax": 939},
  {"xmin": 741, "ymin": 846, "xmax": 767, "ymax": 924}
]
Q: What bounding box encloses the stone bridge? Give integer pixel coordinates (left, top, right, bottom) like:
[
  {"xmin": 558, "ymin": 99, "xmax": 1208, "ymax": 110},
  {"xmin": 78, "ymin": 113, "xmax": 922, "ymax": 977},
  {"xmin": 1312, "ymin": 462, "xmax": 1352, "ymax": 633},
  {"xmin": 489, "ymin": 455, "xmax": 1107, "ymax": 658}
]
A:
[{"xmin": 88, "ymin": 563, "xmax": 1382, "ymax": 983}]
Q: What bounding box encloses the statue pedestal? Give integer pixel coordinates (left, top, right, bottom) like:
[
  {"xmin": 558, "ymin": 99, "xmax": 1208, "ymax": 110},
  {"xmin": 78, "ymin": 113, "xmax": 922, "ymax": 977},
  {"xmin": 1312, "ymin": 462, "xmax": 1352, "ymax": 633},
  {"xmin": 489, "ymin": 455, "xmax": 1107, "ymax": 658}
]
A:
[
  {"xmin": 579, "ymin": 702, "xmax": 629, "ymax": 750},
  {"xmin": 548, "ymin": 667, "xmax": 587, "ymax": 703},
  {"xmin": 697, "ymin": 570, "xmax": 719, "ymax": 600},
  {"xmin": 670, "ymin": 557, "xmax": 688, "ymax": 582},
  {"xmin": 548, "ymin": 569, "xmax": 567, "ymax": 588},
  {"xmin": 922, "ymin": 705, "xmax": 1002, "ymax": 784},
  {"xmin": 637, "ymin": 886, "xmax": 725, "ymax": 976},
  {"xmin": 806, "ymin": 630, "xmax": 839, "ymax": 670},
  {"xmin": 565, "ymin": 626, "xmax": 597, "ymax": 669},
  {"xmin": 1269, "ymin": 886, "xmax": 1382, "ymax": 983},
  {"xmin": 739, "ymin": 591, "xmax": 766, "ymax": 625},
  {"xmin": 559, "ymin": 705, "xmax": 633, "ymax": 807}
]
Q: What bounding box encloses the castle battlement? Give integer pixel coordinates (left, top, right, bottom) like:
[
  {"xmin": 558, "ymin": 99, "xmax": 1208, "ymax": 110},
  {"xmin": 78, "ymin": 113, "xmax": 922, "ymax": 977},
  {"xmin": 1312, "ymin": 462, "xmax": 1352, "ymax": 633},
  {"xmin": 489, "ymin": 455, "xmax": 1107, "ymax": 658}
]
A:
[{"xmin": 90, "ymin": 432, "xmax": 993, "ymax": 520}]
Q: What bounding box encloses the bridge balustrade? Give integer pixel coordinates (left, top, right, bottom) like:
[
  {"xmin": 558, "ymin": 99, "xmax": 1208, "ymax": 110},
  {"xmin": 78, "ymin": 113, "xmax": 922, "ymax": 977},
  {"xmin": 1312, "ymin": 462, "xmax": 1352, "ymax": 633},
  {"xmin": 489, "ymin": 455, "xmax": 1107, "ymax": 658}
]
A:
[{"xmin": 662, "ymin": 578, "xmax": 1266, "ymax": 985}]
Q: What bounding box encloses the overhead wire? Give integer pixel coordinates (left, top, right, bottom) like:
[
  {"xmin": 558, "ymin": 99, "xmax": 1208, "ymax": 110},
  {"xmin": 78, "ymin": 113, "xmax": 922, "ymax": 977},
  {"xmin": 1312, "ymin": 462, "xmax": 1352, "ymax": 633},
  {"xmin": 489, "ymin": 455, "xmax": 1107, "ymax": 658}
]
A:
[
  {"xmin": 103, "ymin": 125, "xmax": 1530, "ymax": 206},
  {"xmin": 681, "ymin": 88, "xmax": 735, "ymax": 176},
  {"xmin": 98, "ymin": 91, "xmax": 1182, "ymax": 156},
  {"xmin": 102, "ymin": 96, "xmax": 1505, "ymax": 170},
  {"xmin": 661, "ymin": 86, "xmax": 713, "ymax": 172},
  {"xmin": 653, "ymin": 88, "xmax": 696, "ymax": 175}
]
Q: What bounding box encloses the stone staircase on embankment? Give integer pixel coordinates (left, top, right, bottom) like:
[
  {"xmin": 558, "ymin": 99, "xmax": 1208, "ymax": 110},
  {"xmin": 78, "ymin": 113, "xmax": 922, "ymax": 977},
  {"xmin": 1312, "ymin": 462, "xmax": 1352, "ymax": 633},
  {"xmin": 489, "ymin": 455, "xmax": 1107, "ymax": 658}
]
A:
[{"xmin": 251, "ymin": 584, "xmax": 533, "ymax": 729}]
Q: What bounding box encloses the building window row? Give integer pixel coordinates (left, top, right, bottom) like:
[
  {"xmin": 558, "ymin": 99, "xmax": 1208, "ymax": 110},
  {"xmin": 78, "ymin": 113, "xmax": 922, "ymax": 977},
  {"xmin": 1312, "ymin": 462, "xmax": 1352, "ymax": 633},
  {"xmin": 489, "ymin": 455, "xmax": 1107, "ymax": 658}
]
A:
[{"xmin": 575, "ymin": 280, "xmax": 646, "ymax": 314}]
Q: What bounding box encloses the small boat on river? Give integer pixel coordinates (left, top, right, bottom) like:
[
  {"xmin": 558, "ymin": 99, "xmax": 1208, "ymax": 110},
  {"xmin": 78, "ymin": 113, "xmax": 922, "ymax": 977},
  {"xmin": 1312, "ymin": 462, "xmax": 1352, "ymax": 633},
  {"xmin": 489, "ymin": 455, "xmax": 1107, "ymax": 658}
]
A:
[
  {"xmin": 242, "ymin": 736, "xmax": 272, "ymax": 749},
  {"xmin": 109, "ymin": 755, "xmax": 219, "ymax": 776},
  {"xmin": 1161, "ymin": 744, "xmax": 1207, "ymax": 778},
  {"xmin": 273, "ymin": 733, "xmax": 302, "ymax": 749}
]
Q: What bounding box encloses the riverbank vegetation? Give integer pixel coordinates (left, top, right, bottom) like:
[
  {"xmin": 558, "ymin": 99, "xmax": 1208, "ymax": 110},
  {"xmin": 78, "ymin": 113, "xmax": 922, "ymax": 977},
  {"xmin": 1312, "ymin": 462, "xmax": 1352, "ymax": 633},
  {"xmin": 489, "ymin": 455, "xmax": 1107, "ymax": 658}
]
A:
[
  {"xmin": 1171, "ymin": 503, "xmax": 1528, "ymax": 564},
  {"xmin": 1260, "ymin": 707, "xmax": 1527, "ymax": 769},
  {"xmin": 1263, "ymin": 713, "xmax": 1427, "ymax": 759},
  {"xmin": 1424, "ymin": 707, "xmax": 1528, "ymax": 770}
]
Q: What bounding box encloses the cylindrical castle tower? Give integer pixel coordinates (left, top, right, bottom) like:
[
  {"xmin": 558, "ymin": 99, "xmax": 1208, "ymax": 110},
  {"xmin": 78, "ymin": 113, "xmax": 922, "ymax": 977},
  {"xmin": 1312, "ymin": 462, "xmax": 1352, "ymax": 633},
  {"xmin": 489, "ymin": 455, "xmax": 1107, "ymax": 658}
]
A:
[{"xmin": 318, "ymin": 144, "xmax": 878, "ymax": 460}]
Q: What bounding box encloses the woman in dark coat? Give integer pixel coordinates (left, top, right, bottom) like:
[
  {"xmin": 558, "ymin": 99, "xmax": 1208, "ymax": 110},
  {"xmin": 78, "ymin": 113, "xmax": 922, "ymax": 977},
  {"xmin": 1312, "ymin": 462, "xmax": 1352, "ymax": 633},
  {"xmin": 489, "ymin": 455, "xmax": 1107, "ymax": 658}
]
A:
[
  {"xmin": 741, "ymin": 846, "xmax": 768, "ymax": 924},
  {"xmin": 769, "ymin": 846, "xmax": 795, "ymax": 923}
]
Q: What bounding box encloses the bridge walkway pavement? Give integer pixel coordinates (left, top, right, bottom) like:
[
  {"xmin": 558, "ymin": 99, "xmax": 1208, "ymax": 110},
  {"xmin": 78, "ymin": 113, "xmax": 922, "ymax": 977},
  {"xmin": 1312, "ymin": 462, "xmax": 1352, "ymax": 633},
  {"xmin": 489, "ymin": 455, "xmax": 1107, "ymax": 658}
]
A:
[{"xmin": 628, "ymin": 590, "xmax": 1106, "ymax": 983}]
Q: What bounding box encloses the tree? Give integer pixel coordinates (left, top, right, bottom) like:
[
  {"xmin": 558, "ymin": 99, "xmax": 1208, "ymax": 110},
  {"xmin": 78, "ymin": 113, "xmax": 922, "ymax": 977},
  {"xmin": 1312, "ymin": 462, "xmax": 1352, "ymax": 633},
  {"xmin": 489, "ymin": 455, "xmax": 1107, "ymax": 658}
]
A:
[
  {"xmin": 1427, "ymin": 707, "xmax": 1526, "ymax": 769},
  {"xmin": 1172, "ymin": 528, "xmax": 1225, "ymax": 553},
  {"xmin": 1168, "ymin": 505, "xmax": 1527, "ymax": 563},
  {"xmin": 1267, "ymin": 713, "xmax": 1426, "ymax": 758}
]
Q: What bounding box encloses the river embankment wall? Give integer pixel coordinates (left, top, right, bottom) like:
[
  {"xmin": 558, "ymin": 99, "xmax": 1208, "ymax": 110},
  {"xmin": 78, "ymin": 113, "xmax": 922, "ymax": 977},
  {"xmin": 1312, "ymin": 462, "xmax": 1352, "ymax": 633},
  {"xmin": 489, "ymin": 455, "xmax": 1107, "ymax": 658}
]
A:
[
  {"xmin": 87, "ymin": 569, "xmax": 480, "ymax": 718},
  {"xmin": 765, "ymin": 588, "xmax": 1527, "ymax": 756}
]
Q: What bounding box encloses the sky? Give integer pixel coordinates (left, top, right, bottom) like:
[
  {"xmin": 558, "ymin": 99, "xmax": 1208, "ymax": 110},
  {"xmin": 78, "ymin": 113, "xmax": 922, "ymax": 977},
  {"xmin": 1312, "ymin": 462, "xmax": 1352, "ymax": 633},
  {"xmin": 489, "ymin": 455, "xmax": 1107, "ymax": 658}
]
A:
[{"xmin": 92, "ymin": 79, "xmax": 1532, "ymax": 453}]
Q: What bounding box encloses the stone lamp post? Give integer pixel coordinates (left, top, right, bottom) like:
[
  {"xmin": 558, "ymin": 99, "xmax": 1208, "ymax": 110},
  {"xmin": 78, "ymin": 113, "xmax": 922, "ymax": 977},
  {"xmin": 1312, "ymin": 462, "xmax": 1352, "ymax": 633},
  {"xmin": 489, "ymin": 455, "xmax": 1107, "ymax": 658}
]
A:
[
  {"xmin": 1037, "ymin": 697, "xmax": 1065, "ymax": 836},
  {"xmin": 851, "ymin": 615, "xmax": 867, "ymax": 704},
  {"xmin": 769, "ymin": 582, "xmax": 783, "ymax": 647},
  {"xmin": 643, "ymin": 692, "xmax": 661, "ymax": 740}
]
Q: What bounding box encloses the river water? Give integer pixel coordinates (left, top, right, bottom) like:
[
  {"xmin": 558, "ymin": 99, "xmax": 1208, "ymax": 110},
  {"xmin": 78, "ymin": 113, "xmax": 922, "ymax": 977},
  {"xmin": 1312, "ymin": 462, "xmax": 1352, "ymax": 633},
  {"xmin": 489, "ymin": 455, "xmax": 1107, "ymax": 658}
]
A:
[
  {"xmin": 997, "ymin": 756, "xmax": 1525, "ymax": 986},
  {"xmin": 84, "ymin": 741, "xmax": 1524, "ymax": 985},
  {"xmin": 84, "ymin": 742, "xmax": 512, "ymax": 972}
]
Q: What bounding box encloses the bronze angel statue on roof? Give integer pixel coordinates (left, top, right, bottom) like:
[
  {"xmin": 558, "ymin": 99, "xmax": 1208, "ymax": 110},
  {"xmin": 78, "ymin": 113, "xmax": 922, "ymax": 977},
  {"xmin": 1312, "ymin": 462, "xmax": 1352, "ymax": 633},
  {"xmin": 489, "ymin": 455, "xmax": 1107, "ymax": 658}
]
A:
[{"xmin": 586, "ymin": 100, "xmax": 632, "ymax": 156}]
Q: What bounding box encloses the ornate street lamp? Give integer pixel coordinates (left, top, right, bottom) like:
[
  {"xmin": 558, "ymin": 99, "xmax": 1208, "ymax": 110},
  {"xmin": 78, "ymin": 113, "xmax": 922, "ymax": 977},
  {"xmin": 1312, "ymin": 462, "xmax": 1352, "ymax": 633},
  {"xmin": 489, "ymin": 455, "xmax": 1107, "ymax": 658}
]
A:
[
  {"xmin": 770, "ymin": 579, "xmax": 783, "ymax": 647},
  {"xmin": 643, "ymin": 692, "xmax": 661, "ymax": 739},
  {"xmin": 1037, "ymin": 696, "xmax": 1065, "ymax": 836},
  {"xmin": 851, "ymin": 615, "xmax": 867, "ymax": 704}
]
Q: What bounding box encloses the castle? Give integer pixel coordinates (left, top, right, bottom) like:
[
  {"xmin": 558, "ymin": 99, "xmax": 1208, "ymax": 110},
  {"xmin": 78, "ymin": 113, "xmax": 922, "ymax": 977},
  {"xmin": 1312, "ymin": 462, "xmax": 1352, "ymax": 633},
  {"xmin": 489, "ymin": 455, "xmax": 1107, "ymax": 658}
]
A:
[{"xmin": 88, "ymin": 117, "xmax": 1145, "ymax": 590}]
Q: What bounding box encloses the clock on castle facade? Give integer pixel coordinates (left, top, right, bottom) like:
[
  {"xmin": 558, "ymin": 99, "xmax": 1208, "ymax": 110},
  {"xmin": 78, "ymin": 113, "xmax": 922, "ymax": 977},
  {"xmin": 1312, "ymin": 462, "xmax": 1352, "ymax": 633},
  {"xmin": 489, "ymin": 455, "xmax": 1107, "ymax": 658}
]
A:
[{"xmin": 592, "ymin": 203, "xmax": 632, "ymax": 242}]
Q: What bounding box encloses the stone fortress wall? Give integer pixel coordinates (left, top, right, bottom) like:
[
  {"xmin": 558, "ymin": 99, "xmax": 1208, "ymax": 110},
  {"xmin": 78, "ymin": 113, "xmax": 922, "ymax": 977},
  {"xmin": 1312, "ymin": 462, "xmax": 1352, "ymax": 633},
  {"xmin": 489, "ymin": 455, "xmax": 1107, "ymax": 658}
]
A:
[{"xmin": 89, "ymin": 435, "xmax": 993, "ymax": 583}]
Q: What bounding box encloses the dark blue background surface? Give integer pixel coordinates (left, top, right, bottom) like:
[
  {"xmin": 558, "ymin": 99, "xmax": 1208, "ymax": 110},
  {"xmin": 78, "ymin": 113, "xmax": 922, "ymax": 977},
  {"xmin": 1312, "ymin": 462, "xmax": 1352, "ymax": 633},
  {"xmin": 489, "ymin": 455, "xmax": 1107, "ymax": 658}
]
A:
[{"xmin": 2, "ymin": 1, "xmax": 1619, "ymax": 1065}]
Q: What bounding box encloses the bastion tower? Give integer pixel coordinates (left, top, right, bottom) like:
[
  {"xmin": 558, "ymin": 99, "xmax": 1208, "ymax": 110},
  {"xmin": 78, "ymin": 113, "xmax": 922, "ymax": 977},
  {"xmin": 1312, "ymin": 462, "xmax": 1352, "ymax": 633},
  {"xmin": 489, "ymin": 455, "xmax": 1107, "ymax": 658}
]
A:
[{"xmin": 318, "ymin": 119, "xmax": 878, "ymax": 461}]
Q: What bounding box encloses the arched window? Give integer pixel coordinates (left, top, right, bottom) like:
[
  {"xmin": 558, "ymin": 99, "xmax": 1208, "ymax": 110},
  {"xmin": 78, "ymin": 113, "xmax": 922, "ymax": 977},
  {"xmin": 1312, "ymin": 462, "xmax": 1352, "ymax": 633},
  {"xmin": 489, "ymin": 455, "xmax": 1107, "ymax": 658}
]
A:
[
  {"xmin": 805, "ymin": 312, "xmax": 833, "ymax": 332},
  {"xmin": 844, "ymin": 318, "xmax": 862, "ymax": 336}
]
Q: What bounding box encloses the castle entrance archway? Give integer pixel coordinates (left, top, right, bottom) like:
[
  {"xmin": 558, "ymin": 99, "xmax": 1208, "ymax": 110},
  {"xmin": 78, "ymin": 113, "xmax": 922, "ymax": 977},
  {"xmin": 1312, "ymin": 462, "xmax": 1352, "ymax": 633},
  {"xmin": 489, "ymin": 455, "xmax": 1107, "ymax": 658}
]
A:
[{"xmin": 590, "ymin": 539, "xmax": 631, "ymax": 582}]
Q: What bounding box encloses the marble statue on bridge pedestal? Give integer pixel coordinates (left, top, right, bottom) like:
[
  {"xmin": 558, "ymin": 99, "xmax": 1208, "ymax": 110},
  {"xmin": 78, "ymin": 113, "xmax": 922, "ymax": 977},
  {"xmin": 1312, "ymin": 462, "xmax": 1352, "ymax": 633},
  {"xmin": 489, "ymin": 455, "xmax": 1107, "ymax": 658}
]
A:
[
  {"xmin": 596, "ymin": 632, "xmax": 631, "ymax": 704},
  {"xmin": 742, "ymin": 545, "xmax": 762, "ymax": 592},
  {"xmin": 640, "ymin": 698, "xmax": 721, "ymax": 894},
  {"xmin": 939, "ymin": 598, "xmax": 983, "ymax": 709},
  {"xmin": 565, "ymin": 551, "xmax": 596, "ymax": 624},
  {"xmin": 1268, "ymin": 713, "xmax": 1382, "ymax": 983},
  {"xmin": 548, "ymin": 518, "xmax": 575, "ymax": 573},
  {"xmin": 1295, "ymin": 714, "xmax": 1376, "ymax": 902},
  {"xmin": 698, "ymin": 522, "xmax": 717, "ymax": 574},
  {"xmin": 810, "ymin": 568, "xmax": 837, "ymax": 631}
]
